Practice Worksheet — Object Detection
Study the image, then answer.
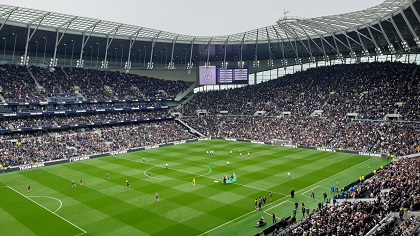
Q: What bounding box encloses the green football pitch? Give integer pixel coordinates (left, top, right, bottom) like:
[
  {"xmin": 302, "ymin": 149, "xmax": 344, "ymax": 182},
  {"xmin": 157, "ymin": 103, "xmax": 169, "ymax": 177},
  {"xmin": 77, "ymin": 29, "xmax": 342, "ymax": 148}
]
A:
[{"xmin": 0, "ymin": 140, "xmax": 389, "ymax": 236}]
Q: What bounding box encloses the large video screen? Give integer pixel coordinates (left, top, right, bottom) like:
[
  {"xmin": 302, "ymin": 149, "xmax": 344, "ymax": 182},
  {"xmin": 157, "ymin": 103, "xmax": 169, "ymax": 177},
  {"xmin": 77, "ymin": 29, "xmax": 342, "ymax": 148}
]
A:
[
  {"xmin": 198, "ymin": 66, "xmax": 217, "ymax": 85},
  {"xmin": 217, "ymin": 67, "xmax": 248, "ymax": 84},
  {"xmin": 198, "ymin": 66, "xmax": 248, "ymax": 85}
]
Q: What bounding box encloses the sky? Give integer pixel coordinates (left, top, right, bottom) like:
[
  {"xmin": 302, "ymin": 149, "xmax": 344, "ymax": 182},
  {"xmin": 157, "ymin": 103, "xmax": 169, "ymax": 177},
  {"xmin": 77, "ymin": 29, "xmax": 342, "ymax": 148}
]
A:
[{"xmin": 0, "ymin": 0, "xmax": 385, "ymax": 36}]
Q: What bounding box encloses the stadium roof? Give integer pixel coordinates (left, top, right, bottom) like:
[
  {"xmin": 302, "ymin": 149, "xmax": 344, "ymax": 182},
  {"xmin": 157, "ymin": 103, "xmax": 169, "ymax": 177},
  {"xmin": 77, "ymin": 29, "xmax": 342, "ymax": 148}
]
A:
[
  {"xmin": 0, "ymin": 0, "xmax": 419, "ymax": 70},
  {"xmin": 0, "ymin": 0, "xmax": 414, "ymax": 43}
]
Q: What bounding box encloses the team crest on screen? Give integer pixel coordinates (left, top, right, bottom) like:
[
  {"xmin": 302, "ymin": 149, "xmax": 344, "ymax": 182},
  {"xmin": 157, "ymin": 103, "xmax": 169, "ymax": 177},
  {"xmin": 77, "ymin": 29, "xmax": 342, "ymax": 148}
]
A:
[{"xmin": 203, "ymin": 70, "xmax": 212, "ymax": 80}]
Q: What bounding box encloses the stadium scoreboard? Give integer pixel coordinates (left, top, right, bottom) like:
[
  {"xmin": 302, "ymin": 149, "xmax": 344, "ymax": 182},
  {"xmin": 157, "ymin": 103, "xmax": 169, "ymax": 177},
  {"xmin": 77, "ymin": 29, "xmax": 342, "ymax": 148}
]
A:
[{"xmin": 198, "ymin": 66, "xmax": 248, "ymax": 85}]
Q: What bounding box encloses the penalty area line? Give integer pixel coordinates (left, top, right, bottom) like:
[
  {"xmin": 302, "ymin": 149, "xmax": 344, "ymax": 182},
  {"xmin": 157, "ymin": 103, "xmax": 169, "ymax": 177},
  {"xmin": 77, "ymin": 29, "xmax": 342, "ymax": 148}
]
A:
[{"xmin": 7, "ymin": 186, "xmax": 87, "ymax": 235}]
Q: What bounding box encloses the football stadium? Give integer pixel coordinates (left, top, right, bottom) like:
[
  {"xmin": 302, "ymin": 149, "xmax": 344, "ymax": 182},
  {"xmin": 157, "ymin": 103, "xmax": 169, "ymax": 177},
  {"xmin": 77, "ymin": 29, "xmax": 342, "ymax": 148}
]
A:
[{"xmin": 0, "ymin": 0, "xmax": 419, "ymax": 235}]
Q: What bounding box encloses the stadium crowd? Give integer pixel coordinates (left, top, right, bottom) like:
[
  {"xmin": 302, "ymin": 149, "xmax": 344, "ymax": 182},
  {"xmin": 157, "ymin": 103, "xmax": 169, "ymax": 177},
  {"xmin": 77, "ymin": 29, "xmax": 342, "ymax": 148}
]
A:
[
  {"xmin": 0, "ymin": 65, "xmax": 43, "ymax": 102},
  {"xmin": 0, "ymin": 110, "xmax": 169, "ymax": 130},
  {"xmin": 0, "ymin": 120, "xmax": 193, "ymax": 167},
  {"xmin": 183, "ymin": 116, "xmax": 420, "ymax": 156},
  {"xmin": 0, "ymin": 102, "xmax": 168, "ymax": 114},
  {"xmin": 282, "ymin": 156, "xmax": 419, "ymax": 236},
  {"xmin": 182, "ymin": 62, "xmax": 420, "ymax": 121},
  {"xmin": 0, "ymin": 65, "xmax": 193, "ymax": 102},
  {"xmin": 0, "ymin": 62, "xmax": 418, "ymax": 163},
  {"xmin": 334, "ymin": 157, "xmax": 420, "ymax": 212}
]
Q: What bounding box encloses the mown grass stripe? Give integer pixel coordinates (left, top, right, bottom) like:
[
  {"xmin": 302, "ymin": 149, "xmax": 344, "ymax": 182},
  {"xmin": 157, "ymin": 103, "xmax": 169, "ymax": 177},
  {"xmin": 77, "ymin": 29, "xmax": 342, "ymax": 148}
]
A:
[
  {"xmin": 0, "ymin": 186, "xmax": 84, "ymax": 236},
  {"xmin": 0, "ymin": 140, "xmax": 390, "ymax": 235}
]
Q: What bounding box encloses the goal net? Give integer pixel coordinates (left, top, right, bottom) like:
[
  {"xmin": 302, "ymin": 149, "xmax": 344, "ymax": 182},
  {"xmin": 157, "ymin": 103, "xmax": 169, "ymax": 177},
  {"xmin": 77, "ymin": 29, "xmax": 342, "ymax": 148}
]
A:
[{"xmin": 271, "ymin": 139, "xmax": 297, "ymax": 148}]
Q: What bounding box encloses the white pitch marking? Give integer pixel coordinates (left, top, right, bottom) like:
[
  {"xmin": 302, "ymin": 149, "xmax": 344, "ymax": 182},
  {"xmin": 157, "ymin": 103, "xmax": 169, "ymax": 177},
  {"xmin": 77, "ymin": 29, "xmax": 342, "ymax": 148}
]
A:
[
  {"xmin": 263, "ymin": 200, "xmax": 294, "ymax": 213},
  {"xmin": 233, "ymin": 182, "xmax": 286, "ymax": 196},
  {"xmin": 120, "ymin": 156, "xmax": 286, "ymax": 196},
  {"xmin": 28, "ymin": 196, "xmax": 63, "ymax": 213},
  {"xmin": 198, "ymin": 157, "xmax": 375, "ymax": 235},
  {"xmin": 197, "ymin": 195, "xmax": 291, "ymax": 236},
  {"xmin": 7, "ymin": 186, "xmax": 87, "ymax": 235}
]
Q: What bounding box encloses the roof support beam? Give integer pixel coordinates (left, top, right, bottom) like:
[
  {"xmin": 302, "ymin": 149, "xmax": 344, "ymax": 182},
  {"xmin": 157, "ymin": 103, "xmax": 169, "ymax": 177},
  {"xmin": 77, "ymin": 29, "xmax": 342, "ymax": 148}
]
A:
[
  {"xmin": 366, "ymin": 26, "xmax": 380, "ymax": 50},
  {"xmin": 399, "ymin": 9, "xmax": 420, "ymax": 47},
  {"xmin": 222, "ymin": 36, "xmax": 229, "ymax": 69},
  {"xmin": 347, "ymin": 20, "xmax": 383, "ymax": 49},
  {"xmin": 283, "ymin": 23, "xmax": 312, "ymax": 63},
  {"xmin": 319, "ymin": 36, "xmax": 329, "ymax": 63},
  {"xmin": 271, "ymin": 26, "xmax": 288, "ymax": 68},
  {"xmin": 344, "ymin": 33, "xmax": 354, "ymax": 59},
  {"xmin": 355, "ymin": 31, "xmax": 369, "ymax": 56},
  {"xmin": 265, "ymin": 28, "xmax": 273, "ymax": 67},
  {"xmin": 339, "ymin": 14, "xmax": 384, "ymax": 41},
  {"xmin": 376, "ymin": 20, "xmax": 395, "ymax": 53},
  {"xmin": 253, "ymin": 30, "xmax": 259, "ymax": 67},
  {"xmin": 306, "ymin": 20, "xmax": 352, "ymax": 55},
  {"xmin": 294, "ymin": 25, "xmax": 326, "ymax": 63},
  {"xmin": 78, "ymin": 21, "xmax": 101, "ymax": 67},
  {"xmin": 314, "ymin": 18, "xmax": 365, "ymax": 49},
  {"xmin": 22, "ymin": 13, "xmax": 49, "ymax": 66},
  {"xmin": 388, "ymin": 16, "xmax": 408, "ymax": 50},
  {"xmin": 147, "ymin": 31, "xmax": 161, "ymax": 69},
  {"xmin": 0, "ymin": 7, "xmax": 18, "ymax": 33},
  {"xmin": 187, "ymin": 37, "xmax": 195, "ymax": 71},
  {"xmin": 409, "ymin": 3, "xmax": 420, "ymax": 24},
  {"xmin": 298, "ymin": 21, "xmax": 340, "ymax": 56},
  {"xmin": 168, "ymin": 35, "xmax": 178, "ymax": 69},
  {"xmin": 205, "ymin": 37, "xmax": 213, "ymax": 67},
  {"xmin": 52, "ymin": 18, "xmax": 76, "ymax": 67},
  {"xmin": 355, "ymin": 27, "xmax": 377, "ymax": 48},
  {"xmin": 390, "ymin": 17, "xmax": 405, "ymax": 41},
  {"xmin": 276, "ymin": 24, "xmax": 300, "ymax": 60},
  {"xmin": 102, "ymin": 24, "xmax": 122, "ymax": 68},
  {"xmin": 306, "ymin": 35, "xmax": 314, "ymax": 62},
  {"xmin": 125, "ymin": 28, "xmax": 142, "ymax": 71},
  {"xmin": 332, "ymin": 35, "xmax": 343, "ymax": 60},
  {"xmin": 238, "ymin": 33, "xmax": 246, "ymax": 68},
  {"xmin": 400, "ymin": 8, "xmax": 417, "ymax": 34}
]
